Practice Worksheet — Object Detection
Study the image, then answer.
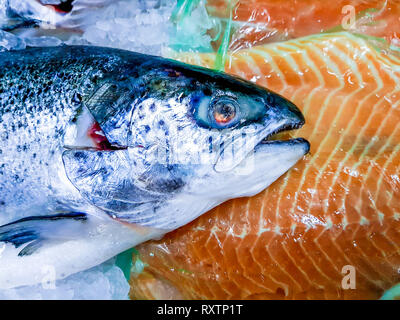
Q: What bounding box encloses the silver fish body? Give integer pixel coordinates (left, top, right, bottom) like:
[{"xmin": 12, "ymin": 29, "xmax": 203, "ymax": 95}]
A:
[
  {"xmin": 0, "ymin": 46, "xmax": 103, "ymax": 222},
  {"xmin": 0, "ymin": 45, "xmax": 309, "ymax": 288}
]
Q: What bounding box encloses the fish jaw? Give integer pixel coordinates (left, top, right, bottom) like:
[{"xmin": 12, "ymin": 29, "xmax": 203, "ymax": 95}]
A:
[
  {"xmin": 230, "ymin": 137, "xmax": 310, "ymax": 198},
  {"xmin": 153, "ymin": 138, "xmax": 309, "ymax": 231},
  {"xmin": 192, "ymin": 137, "xmax": 309, "ymax": 201},
  {"xmin": 141, "ymin": 137, "xmax": 309, "ymax": 231}
]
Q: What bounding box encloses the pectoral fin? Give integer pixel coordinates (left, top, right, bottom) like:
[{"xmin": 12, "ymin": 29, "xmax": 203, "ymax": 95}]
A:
[
  {"xmin": 0, "ymin": 212, "xmax": 165, "ymax": 289},
  {"xmin": 0, "ymin": 213, "xmax": 87, "ymax": 256}
]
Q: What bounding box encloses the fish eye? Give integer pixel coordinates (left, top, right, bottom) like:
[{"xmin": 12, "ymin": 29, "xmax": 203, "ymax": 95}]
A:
[
  {"xmin": 213, "ymin": 101, "xmax": 236, "ymax": 124},
  {"xmin": 210, "ymin": 98, "xmax": 238, "ymax": 127}
]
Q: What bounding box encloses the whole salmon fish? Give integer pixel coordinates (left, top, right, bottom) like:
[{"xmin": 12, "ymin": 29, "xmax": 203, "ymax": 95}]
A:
[
  {"xmin": 0, "ymin": 45, "xmax": 308, "ymax": 288},
  {"xmin": 131, "ymin": 32, "xmax": 400, "ymax": 300}
]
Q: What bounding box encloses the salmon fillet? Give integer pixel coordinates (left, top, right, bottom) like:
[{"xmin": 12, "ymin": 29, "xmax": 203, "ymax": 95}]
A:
[
  {"xmin": 130, "ymin": 32, "xmax": 400, "ymax": 300},
  {"xmin": 206, "ymin": 0, "xmax": 400, "ymax": 49}
]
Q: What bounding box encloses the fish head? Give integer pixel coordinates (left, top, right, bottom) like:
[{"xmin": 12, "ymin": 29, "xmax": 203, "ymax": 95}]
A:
[
  {"xmin": 127, "ymin": 62, "xmax": 309, "ymax": 196},
  {"xmin": 63, "ymin": 57, "xmax": 309, "ymax": 230}
]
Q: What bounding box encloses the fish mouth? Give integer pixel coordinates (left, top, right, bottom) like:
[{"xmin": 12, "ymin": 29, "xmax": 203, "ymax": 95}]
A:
[
  {"xmin": 214, "ymin": 116, "xmax": 309, "ymax": 172},
  {"xmin": 257, "ymin": 121, "xmax": 310, "ymax": 153}
]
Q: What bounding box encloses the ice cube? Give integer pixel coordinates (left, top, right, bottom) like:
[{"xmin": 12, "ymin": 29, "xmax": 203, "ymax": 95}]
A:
[
  {"xmin": 0, "ymin": 30, "xmax": 26, "ymax": 51},
  {"xmin": 0, "ymin": 0, "xmax": 7, "ymax": 25},
  {"xmin": 78, "ymin": 0, "xmax": 174, "ymax": 55},
  {"xmin": 24, "ymin": 36, "xmax": 62, "ymax": 47},
  {"xmin": 0, "ymin": 259, "xmax": 130, "ymax": 300}
]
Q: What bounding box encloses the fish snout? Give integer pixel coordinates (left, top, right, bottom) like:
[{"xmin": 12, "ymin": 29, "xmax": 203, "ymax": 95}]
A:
[
  {"xmin": 269, "ymin": 94, "xmax": 305, "ymax": 129},
  {"xmin": 253, "ymin": 93, "xmax": 310, "ymax": 155},
  {"xmin": 290, "ymin": 137, "xmax": 310, "ymax": 154}
]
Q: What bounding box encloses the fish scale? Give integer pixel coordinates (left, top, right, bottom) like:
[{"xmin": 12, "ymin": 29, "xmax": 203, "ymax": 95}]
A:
[
  {"xmin": 0, "ymin": 46, "xmax": 122, "ymax": 223},
  {"xmin": 130, "ymin": 32, "xmax": 400, "ymax": 300}
]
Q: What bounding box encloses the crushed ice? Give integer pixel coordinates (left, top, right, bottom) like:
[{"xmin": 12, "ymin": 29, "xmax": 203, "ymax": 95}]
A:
[
  {"xmin": 0, "ymin": 29, "xmax": 25, "ymax": 51},
  {"xmin": 0, "ymin": 0, "xmax": 175, "ymax": 55},
  {"xmin": 0, "ymin": 258, "xmax": 130, "ymax": 300}
]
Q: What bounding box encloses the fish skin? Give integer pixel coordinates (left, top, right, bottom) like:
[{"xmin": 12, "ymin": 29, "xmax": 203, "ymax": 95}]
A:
[
  {"xmin": 0, "ymin": 45, "xmax": 308, "ymax": 288},
  {"xmin": 130, "ymin": 32, "xmax": 400, "ymax": 300},
  {"xmin": 0, "ymin": 45, "xmax": 132, "ymax": 222}
]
